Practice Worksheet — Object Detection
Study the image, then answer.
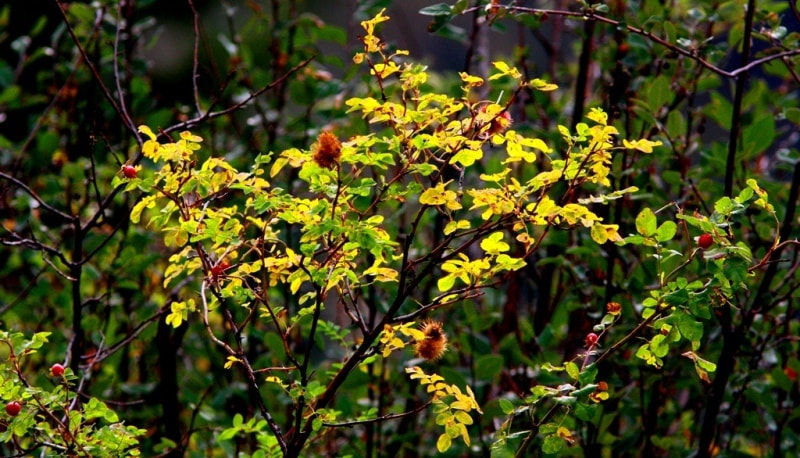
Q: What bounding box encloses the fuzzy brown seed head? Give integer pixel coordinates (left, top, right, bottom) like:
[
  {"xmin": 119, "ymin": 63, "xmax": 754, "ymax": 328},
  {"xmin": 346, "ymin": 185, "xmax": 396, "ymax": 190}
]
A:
[
  {"xmin": 414, "ymin": 320, "xmax": 448, "ymax": 361},
  {"xmin": 479, "ymin": 105, "xmax": 513, "ymax": 136},
  {"xmin": 312, "ymin": 131, "xmax": 342, "ymax": 169}
]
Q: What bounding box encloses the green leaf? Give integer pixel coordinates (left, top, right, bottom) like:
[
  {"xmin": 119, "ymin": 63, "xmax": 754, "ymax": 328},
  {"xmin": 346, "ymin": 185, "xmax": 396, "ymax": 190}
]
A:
[
  {"xmin": 650, "ymin": 334, "xmax": 670, "ymax": 358},
  {"xmin": 674, "ymin": 311, "xmax": 703, "ymax": 348},
  {"xmin": 565, "ymin": 361, "xmax": 580, "ymax": 380},
  {"xmin": 575, "ymin": 402, "xmax": 600, "ymax": 423},
  {"xmin": 742, "ymin": 114, "xmax": 775, "ymax": 157},
  {"xmin": 656, "ymin": 221, "xmax": 677, "ymax": 242},
  {"xmin": 571, "ymin": 384, "xmax": 598, "ymax": 398},
  {"xmin": 498, "ymin": 398, "xmax": 515, "ymax": 415},
  {"xmin": 635, "ymin": 208, "xmax": 657, "ymax": 237},
  {"xmin": 578, "ymin": 364, "xmax": 598, "ymax": 385},
  {"xmin": 695, "ymin": 355, "xmax": 717, "ymax": 372},
  {"xmin": 539, "ymin": 422, "xmax": 558, "ymax": 435},
  {"xmin": 475, "ymin": 354, "xmax": 504, "ymax": 381},
  {"xmin": 663, "ymin": 285, "xmax": 689, "ymax": 306},
  {"xmin": 785, "ymin": 107, "xmax": 800, "ymax": 124},
  {"xmin": 647, "ymin": 75, "xmax": 671, "ymax": 110},
  {"xmin": 218, "ymin": 427, "xmax": 239, "ymax": 441},
  {"xmin": 735, "ymin": 186, "xmax": 754, "ymax": 204},
  {"xmin": 713, "ymin": 196, "xmax": 735, "ymax": 215},
  {"xmin": 542, "ymin": 434, "xmax": 564, "ymax": 454},
  {"xmin": 490, "ymin": 442, "xmax": 516, "ymax": 458},
  {"xmin": 419, "ymin": 4, "xmax": 452, "ymax": 16}
]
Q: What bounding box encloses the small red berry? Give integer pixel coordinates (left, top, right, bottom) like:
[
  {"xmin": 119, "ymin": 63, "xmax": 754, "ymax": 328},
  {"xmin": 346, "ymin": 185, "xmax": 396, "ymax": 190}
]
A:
[
  {"xmin": 698, "ymin": 234, "xmax": 714, "ymax": 249},
  {"xmin": 50, "ymin": 363, "xmax": 65, "ymax": 377},
  {"xmin": 585, "ymin": 333, "xmax": 599, "ymax": 347},
  {"xmin": 211, "ymin": 261, "xmax": 230, "ymax": 277},
  {"xmin": 5, "ymin": 401, "xmax": 21, "ymax": 417},
  {"xmin": 785, "ymin": 366, "xmax": 798, "ymax": 382},
  {"xmin": 121, "ymin": 164, "xmax": 137, "ymax": 179}
]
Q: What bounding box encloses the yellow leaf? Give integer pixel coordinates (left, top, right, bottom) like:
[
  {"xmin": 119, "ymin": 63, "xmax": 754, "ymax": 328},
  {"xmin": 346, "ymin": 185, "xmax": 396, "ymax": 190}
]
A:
[
  {"xmin": 224, "ymin": 356, "xmax": 242, "ymax": 369},
  {"xmin": 458, "ymin": 422, "xmax": 471, "ymax": 445},
  {"xmin": 165, "ymin": 311, "xmax": 183, "ymax": 328},
  {"xmin": 489, "ymin": 61, "xmax": 521, "ymax": 80},
  {"xmin": 371, "ymin": 61, "xmax": 401, "ymax": 78},
  {"xmin": 451, "ymin": 148, "xmax": 483, "ymax": 167},
  {"xmin": 179, "ymin": 131, "xmax": 203, "ymax": 143},
  {"xmin": 480, "ymin": 232, "xmax": 510, "ymax": 255},
  {"xmin": 290, "ymin": 276, "xmax": 303, "ymax": 294},
  {"xmin": 459, "ymin": 72, "xmax": 484, "ymax": 87},
  {"xmin": 586, "ymin": 107, "xmax": 609, "ymax": 125},
  {"xmin": 444, "ymin": 219, "xmax": 470, "ymax": 235},
  {"xmin": 479, "ymin": 169, "xmax": 511, "ymax": 182},
  {"xmin": 130, "ymin": 195, "xmax": 157, "ymax": 224},
  {"xmin": 137, "ymin": 125, "xmax": 157, "ymax": 141},
  {"xmin": 623, "ymin": 138, "xmax": 662, "ymax": 153},
  {"xmin": 420, "ymin": 181, "xmax": 461, "ymax": 210},
  {"xmin": 557, "ymin": 426, "xmax": 575, "ymax": 444},
  {"xmin": 142, "ymin": 139, "xmax": 160, "ymax": 160},
  {"xmin": 437, "ymin": 275, "xmax": 456, "ymax": 292},
  {"xmin": 529, "ymin": 78, "xmax": 558, "ymax": 91},
  {"xmin": 436, "ymin": 433, "xmax": 452, "ymax": 452}
]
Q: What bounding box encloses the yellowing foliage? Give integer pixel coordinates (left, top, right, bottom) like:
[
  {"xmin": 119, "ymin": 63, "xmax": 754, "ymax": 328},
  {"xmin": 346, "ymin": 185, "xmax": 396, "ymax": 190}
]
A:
[{"xmin": 127, "ymin": 9, "xmax": 667, "ymax": 453}]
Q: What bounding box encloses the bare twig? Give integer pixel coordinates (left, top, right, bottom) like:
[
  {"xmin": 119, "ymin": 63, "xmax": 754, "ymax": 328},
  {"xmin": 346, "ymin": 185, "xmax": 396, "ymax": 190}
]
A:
[
  {"xmin": 186, "ymin": 0, "xmax": 203, "ymax": 115},
  {"xmin": 160, "ymin": 56, "xmax": 315, "ymax": 136},
  {"xmin": 54, "ymin": 0, "xmax": 139, "ymax": 141},
  {"xmin": 322, "ymin": 400, "xmax": 433, "ymax": 427}
]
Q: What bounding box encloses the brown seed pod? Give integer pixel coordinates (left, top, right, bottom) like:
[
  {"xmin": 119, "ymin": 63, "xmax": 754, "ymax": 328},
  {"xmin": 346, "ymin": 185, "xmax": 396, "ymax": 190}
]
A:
[
  {"xmin": 312, "ymin": 131, "xmax": 342, "ymax": 169},
  {"xmin": 606, "ymin": 301, "xmax": 621, "ymax": 315},
  {"xmin": 414, "ymin": 320, "xmax": 448, "ymax": 361}
]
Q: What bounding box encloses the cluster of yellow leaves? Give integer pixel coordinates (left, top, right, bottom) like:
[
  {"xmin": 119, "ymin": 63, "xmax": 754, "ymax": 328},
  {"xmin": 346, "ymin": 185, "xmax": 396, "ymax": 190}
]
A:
[
  {"xmin": 353, "ymin": 8, "xmax": 390, "ymax": 58},
  {"xmin": 165, "ymin": 299, "xmax": 196, "ymax": 328},
  {"xmin": 419, "ymin": 180, "xmax": 462, "ymax": 210},
  {"xmin": 139, "ymin": 126, "xmax": 202, "ymax": 163},
  {"xmin": 379, "ymin": 323, "xmax": 425, "ymax": 357},
  {"xmin": 406, "ymin": 366, "xmax": 483, "ymax": 452}
]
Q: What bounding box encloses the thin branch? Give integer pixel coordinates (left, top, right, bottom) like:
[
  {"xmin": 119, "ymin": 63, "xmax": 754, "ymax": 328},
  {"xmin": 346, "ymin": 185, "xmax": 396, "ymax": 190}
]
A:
[
  {"xmin": 0, "ymin": 172, "xmax": 73, "ymax": 223},
  {"xmin": 54, "ymin": 1, "xmax": 139, "ymax": 141},
  {"xmin": 160, "ymin": 56, "xmax": 316, "ymax": 136},
  {"xmin": 322, "ymin": 401, "xmax": 432, "ymax": 427},
  {"xmin": 112, "ymin": 1, "xmax": 140, "ymax": 145},
  {"xmin": 463, "ymin": 5, "xmax": 800, "ymax": 79},
  {"xmin": 186, "ymin": 0, "xmax": 203, "ymax": 115}
]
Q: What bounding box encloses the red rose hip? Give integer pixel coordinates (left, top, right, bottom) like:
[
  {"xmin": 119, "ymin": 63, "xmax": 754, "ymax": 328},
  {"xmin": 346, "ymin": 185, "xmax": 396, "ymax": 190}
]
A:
[
  {"xmin": 585, "ymin": 333, "xmax": 599, "ymax": 347},
  {"xmin": 698, "ymin": 234, "xmax": 713, "ymax": 249},
  {"xmin": 5, "ymin": 401, "xmax": 21, "ymax": 417},
  {"xmin": 121, "ymin": 164, "xmax": 137, "ymax": 179},
  {"xmin": 50, "ymin": 363, "xmax": 65, "ymax": 377}
]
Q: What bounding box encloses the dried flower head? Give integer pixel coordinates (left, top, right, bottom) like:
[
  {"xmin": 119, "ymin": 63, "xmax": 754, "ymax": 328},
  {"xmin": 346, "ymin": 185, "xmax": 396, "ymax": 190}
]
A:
[
  {"xmin": 414, "ymin": 320, "xmax": 448, "ymax": 361},
  {"xmin": 312, "ymin": 131, "xmax": 342, "ymax": 169}
]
